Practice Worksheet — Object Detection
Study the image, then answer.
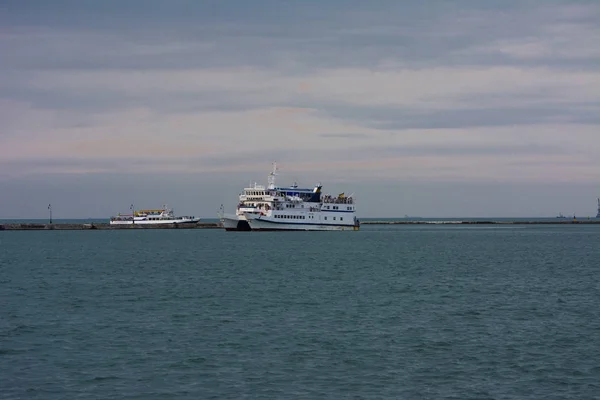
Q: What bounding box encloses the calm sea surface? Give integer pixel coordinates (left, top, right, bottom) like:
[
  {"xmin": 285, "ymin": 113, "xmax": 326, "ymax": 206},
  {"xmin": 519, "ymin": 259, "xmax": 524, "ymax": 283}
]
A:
[{"xmin": 1, "ymin": 225, "xmax": 600, "ymax": 399}]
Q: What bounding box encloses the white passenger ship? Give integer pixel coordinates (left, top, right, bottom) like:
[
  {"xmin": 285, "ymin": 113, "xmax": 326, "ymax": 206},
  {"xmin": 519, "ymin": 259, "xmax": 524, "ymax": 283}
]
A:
[
  {"xmin": 219, "ymin": 164, "xmax": 359, "ymax": 231},
  {"xmin": 110, "ymin": 205, "xmax": 200, "ymax": 225}
]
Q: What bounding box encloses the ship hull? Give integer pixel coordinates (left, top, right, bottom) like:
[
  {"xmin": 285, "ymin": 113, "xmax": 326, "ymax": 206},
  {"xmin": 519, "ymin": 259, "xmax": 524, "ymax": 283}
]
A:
[
  {"xmin": 109, "ymin": 218, "xmax": 200, "ymax": 225},
  {"xmin": 220, "ymin": 214, "xmax": 251, "ymax": 231},
  {"xmin": 246, "ymin": 216, "xmax": 358, "ymax": 231}
]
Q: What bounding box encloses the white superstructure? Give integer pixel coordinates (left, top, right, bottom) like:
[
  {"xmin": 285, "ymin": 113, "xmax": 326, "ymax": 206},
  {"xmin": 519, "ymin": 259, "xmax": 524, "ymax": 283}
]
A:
[
  {"xmin": 110, "ymin": 205, "xmax": 199, "ymax": 225},
  {"xmin": 220, "ymin": 163, "xmax": 359, "ymax": 231},
  {"xmin": 218, "ymin": 165, "xmax": 280, "ymax": 231}
]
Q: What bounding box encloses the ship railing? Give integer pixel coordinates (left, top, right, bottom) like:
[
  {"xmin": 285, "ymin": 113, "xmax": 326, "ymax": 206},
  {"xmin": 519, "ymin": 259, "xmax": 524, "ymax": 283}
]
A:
[
  {"xmin": 111, "ymin": 216, "xmax": 134, "ymax": 221},
  {"xmin": 322, "ymin": 196, "xmax": 353, "ymax": 204}
]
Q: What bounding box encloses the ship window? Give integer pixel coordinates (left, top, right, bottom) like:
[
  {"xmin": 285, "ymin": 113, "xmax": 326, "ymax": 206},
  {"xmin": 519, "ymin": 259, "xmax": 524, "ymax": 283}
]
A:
[
  {"xmin": 340, "ymin": 217, "xmax": 343, "ymax": 221},
  {"xmin": 333, "ymin": 217, "xmax": 336, "ymax": 220},
  {"xmin": 324, "ymin": 216, "xmax": 327, "ymax": 220}
]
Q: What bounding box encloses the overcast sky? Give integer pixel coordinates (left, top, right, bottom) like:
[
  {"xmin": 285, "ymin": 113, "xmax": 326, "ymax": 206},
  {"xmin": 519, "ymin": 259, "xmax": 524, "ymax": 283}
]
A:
[{"xmin": 1, "ymin": 0, "xmax": 599, "ymax": 219}]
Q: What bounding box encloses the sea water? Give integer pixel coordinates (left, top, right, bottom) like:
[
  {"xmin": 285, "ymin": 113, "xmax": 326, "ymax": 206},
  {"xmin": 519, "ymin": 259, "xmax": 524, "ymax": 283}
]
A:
[{"xmin": 1, "ymin": 224, "xmax": 599, "ymax": 398}]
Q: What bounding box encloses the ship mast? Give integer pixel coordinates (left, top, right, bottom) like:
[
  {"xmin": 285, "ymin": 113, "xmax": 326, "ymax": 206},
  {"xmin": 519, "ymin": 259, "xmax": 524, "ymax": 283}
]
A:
[{"xmin": 267, "ymin": 162, "xmax": 277, "ymax": 189}]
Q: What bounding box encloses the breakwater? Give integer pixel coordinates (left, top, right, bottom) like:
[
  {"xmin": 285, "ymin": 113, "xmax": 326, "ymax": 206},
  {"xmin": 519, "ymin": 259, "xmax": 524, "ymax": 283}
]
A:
[
  {"xmin": 362, "ymin": 219, "xmax": 600, "ymax": 225},
  {"xmin": 2, "ymin": 220, "xmax": 600, "ymax": 231},
  {"xmin": 0, "ymin": 222, "xmax": 221, "ymax": 230}
]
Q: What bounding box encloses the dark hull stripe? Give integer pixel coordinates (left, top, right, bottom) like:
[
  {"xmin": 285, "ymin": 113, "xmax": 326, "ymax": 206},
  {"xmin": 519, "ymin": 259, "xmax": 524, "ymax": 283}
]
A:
[{"xmin": 224, "ymin": 220, "xmax": 252, "ymax": 231}]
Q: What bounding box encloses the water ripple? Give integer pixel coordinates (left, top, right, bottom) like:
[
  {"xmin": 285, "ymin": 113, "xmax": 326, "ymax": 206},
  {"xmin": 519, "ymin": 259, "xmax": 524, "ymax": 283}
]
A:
[{"xmin": 1, "ymin": 226, "xmax": 600, "ymax": 398}]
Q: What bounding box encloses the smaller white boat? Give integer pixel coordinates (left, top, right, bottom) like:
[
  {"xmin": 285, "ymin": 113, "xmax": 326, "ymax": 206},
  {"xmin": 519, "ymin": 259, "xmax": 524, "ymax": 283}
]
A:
[{"xmin": 110, "ymin": 205, "xmax": 199, "ymax": 225}]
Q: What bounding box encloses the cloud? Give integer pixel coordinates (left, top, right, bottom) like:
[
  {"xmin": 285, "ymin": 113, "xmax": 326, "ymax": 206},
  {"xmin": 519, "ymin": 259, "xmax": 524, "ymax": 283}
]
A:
[
  {"xmin": 319, "ymin": 133, "xmax": 369, "ymax": 139},
  {"xmin": 3, "ymin": 1, "xmax": 598, "ymax": 72},
  {"xmin": 2, "ymin": 119, "xmax": 598, "ymax": 188},
  {"xmin": 6, "ymin": 64, "xmax": 599, "ymax": 127},
  {"xmin": 1, "ymin": 0, "xmax": 600, "ymax": 217}
]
